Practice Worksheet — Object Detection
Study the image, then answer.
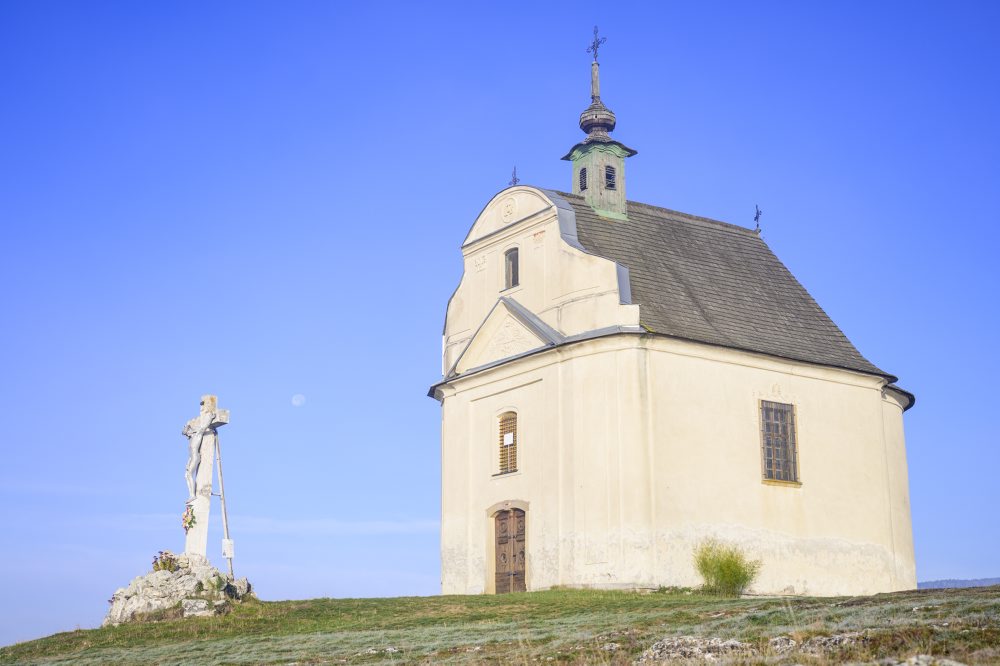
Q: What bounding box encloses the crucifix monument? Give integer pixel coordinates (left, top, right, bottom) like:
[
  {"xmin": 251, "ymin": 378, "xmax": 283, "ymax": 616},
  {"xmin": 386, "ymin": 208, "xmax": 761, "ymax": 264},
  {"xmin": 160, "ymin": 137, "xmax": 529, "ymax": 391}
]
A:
[
  {"xmin": 182, "ymin": 395, "xmax": 230, "ymax": 563},
  {"xmin": 103, "ymin": 394, "xmax": 248, "ymax": 625}
]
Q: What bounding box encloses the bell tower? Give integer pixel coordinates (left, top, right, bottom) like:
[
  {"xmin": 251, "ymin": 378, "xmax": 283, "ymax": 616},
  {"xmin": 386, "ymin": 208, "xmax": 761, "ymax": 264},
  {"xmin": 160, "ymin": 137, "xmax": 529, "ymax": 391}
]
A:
[{"xmin": 561, "ymin": 27, "xmax": 637, "ymax": 220}]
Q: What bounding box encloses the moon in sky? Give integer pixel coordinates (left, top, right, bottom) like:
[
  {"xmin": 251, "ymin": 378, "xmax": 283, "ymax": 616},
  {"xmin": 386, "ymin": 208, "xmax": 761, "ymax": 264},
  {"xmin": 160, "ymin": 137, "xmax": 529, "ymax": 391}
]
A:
[{"xmin": 291, "ymin": 394, "xmax": 306, "ymax": 407}]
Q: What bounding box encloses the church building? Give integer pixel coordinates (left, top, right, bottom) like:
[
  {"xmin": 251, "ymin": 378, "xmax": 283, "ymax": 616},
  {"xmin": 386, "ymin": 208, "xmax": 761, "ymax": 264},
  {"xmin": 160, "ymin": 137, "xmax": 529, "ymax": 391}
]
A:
[{"xmin": 428, "ymin": 42, "xmax": 916, "ymax": 597}]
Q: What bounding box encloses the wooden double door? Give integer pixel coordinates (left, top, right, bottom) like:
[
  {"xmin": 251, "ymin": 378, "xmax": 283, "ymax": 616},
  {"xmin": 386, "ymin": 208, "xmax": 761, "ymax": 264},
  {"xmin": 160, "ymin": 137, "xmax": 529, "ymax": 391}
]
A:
[{"xmin": 494, "ymin": 508, "xmax": 526, "ymax": 593}]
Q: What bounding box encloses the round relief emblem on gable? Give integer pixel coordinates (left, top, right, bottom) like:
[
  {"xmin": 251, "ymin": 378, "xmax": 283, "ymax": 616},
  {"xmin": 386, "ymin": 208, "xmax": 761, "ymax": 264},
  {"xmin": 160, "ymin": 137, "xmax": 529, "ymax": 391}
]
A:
[{"xmin": 500, "ymin": 197, "xmax": 517, "ymax": 223}]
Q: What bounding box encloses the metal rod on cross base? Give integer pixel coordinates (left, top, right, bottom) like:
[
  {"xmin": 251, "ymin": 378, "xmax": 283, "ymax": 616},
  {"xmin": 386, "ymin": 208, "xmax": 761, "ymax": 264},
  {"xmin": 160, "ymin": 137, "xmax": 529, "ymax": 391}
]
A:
[{"xmin": 215, "ymin": 430, "xmax": 235, "ymax": 579}]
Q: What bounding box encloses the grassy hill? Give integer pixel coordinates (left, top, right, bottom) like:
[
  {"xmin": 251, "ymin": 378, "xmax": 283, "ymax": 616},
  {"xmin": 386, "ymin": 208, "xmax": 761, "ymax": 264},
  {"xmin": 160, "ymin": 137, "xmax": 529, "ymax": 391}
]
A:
[
  {"xmin": 920, "ymin": 579, "xmax": 1000, "ymax": 590},
  {"xmin": 2, "ymin": 586, "xmax": 998, "ymax": 665}
]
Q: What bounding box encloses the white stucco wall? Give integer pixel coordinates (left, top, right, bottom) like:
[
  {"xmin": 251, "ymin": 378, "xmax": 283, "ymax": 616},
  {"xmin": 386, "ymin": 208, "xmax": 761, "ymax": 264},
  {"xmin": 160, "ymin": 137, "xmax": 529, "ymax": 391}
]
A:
[
  {"xmin": 643, "ymin": 338, "xmax": 916, "ymax": 595},
  {"xmin": 439, "ymin": 337, "xmax": 915, "ymax": 596}
]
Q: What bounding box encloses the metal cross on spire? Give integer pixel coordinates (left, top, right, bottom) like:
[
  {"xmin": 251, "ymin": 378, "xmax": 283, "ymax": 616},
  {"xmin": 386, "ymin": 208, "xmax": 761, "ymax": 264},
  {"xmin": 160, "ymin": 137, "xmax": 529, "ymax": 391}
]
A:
[
  {"xmin": 587, "ymin": 25, "xmax": 606, "ymax": 62},
  {"xmin": 509, "ymin": 166, "xmax": 520, "ymax": 186},
  {"xmin": 754, "ymin": 205, "xmax": 763, "ymax": 233}
]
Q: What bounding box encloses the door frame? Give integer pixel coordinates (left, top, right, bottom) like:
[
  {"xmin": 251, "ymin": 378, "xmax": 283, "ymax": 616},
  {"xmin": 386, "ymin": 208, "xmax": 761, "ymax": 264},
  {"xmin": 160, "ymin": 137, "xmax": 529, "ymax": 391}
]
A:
[{"xmin": 486, "ymin": 499, "xmax": 529, "ymax": 594}]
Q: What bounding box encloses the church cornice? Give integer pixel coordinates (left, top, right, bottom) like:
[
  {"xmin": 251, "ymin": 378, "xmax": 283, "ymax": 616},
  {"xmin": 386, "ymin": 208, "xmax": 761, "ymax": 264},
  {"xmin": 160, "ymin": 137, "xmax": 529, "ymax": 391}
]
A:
[
  {"xmin": 461, "ymin": 185, "xmax": 557, "ymax": 249},
  {"xmin": 461, "ymin": 205, "xmax": 552, "ymax": 253},
  {"xmin": 430, "ymin": 327, "xmax": 910, "ymax": 409}
]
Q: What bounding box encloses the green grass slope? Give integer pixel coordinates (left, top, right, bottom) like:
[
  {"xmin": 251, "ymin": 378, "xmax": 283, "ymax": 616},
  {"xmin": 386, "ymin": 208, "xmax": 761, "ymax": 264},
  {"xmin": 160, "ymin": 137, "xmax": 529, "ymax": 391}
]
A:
[{"xmin": 2, "ymin": 586, "xmax": 999, "ymax": 665}]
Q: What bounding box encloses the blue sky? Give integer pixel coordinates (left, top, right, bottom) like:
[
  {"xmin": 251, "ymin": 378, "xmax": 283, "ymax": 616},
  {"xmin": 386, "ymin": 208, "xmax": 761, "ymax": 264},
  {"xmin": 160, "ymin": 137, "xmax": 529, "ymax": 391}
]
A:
[{"xmin": 1, "ymin": 1, "xmax": 998, "ymax": 646}]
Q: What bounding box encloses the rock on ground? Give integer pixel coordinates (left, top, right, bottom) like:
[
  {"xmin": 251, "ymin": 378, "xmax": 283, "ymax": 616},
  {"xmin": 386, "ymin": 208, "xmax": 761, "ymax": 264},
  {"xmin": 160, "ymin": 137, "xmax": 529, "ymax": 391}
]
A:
[
  {"xmin": 104, "ymin": 553, "xmax": 252, "ymax": 626},
  {"xmin": 800, "ymin": 631, "xmax": 865, "ymax": 653},
  {"xmin": 637, "ymin": 633, "xmax": 967, "ymax": 665},
  {"xmin": 867, "ymin": 657, "xmax": 967, "ymax": 666},
  {"xmin": 637, "ymin": 636, "xmax": 753, "ymax": 662},
  {"xmin": 767, "ymin": 635, "xmax": 797, "ymax": 654}
]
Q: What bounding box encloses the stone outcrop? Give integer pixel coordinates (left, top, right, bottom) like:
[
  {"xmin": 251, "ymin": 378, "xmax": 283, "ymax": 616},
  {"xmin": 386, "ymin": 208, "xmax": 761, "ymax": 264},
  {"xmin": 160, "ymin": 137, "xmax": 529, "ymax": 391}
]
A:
[
  {"xmin": 637, "ymin": 634, "xmax": 968, "ymax": 665},
  {"xmin": 104, "ymin": 553, "xmax": 252, "ymax": 626},
  {"xmin": 637, "ymin": 636, "xmax": 753, "ymax": 662}
]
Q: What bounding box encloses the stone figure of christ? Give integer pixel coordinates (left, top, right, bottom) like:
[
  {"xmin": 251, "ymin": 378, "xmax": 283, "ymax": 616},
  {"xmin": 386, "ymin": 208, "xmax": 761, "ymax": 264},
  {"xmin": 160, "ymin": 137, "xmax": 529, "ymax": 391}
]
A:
[{"xmin": 182, "ymin": 410, "xmax": 218, "ymax": 504}]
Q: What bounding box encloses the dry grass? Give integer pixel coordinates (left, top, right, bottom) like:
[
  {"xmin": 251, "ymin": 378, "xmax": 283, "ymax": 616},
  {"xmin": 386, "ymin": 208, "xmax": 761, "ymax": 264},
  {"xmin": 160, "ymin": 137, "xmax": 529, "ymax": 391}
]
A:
[{"xmin": 1, "ymin": 585, "xmax": 998, "ymax": 664}]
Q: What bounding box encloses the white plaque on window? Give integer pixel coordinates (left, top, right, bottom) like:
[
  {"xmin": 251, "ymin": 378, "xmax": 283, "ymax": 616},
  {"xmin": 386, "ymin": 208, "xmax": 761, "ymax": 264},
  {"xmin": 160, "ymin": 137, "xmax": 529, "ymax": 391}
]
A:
[
  {"xmin": 222, "ymin": 539, "xmax": 234, "ymax": 559},
  {"xmin": 503, "ymin": 432, "xmax": 514, "ymax": 446}
]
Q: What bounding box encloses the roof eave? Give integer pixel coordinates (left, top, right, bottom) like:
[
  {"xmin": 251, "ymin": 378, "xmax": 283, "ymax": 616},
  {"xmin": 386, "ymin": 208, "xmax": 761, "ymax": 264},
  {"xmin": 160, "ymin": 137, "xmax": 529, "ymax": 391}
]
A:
[
  {"xmin": 560, "ymin": 139, "xmax": 638, "ymax": 161},
  {"xmin": 885, "ymin": 383, "xmax": 916, "ymax": 411}
]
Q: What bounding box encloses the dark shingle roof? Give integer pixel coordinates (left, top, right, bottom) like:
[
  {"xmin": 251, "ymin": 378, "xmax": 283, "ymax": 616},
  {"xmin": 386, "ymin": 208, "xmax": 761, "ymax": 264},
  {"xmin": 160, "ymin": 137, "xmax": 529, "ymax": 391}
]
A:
[{"xmin": 555, "ymin": 191, "xmax": 892, "ymax": 380}]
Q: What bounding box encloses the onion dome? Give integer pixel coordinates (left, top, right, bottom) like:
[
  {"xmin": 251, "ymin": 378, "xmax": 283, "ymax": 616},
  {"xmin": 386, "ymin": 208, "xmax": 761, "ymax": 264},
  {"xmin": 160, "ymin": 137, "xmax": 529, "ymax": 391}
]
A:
[
  {"xmin": 561, "ymin": 59, "xmax": 637, "ymax": 160},
  {"xmin": 580, "ymin": 95, "xmax": 617, "ymax": 138}
]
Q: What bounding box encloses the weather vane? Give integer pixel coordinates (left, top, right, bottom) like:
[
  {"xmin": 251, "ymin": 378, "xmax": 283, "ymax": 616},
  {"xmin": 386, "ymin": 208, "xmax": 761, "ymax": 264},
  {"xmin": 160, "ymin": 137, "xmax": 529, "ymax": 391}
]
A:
[
  {"xmin": 754, "ymin": 205, "xmax": 763, "ymax": 233},
  {"xmin": 509, "ymin": 166, "xmax": 520, "ymax": 186},
  {"xmin": 587, "ymin": 25, "xmax": 606, "ymax": 62}
]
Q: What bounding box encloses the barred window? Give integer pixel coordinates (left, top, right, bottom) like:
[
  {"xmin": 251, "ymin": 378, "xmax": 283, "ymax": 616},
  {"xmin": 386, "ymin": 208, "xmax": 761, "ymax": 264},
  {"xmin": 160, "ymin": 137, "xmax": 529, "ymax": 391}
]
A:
[
  {"xmin": 605, "ymin": 165, "xmax": 617, "ymax": 190},
  {"xmin": 504, "ymin": 248, "xmax": 519, "ymax": 290},
  {"xmin": 498, "ymin": 412, "xmax": 517, "ymax": 474},
  {"xmin": 760, "ymin": 400, "xmax": 798, "ymax": 482},
  {"xmin": 579, "ymin": 167, "xmax": 588, "ymax": 191}
]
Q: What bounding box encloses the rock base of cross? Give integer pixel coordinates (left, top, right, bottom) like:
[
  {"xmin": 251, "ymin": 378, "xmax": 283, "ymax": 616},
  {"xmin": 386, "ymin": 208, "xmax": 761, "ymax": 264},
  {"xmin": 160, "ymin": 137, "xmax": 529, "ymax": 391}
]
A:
[{"xmin": 103, "ymin": 553, "xmax": 253, "ymax": 626}]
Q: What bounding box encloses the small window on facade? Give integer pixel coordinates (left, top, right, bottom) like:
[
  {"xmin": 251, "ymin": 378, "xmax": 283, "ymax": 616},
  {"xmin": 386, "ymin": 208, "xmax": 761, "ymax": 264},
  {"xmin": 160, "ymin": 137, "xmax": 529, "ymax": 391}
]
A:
[
  {"xmin": 579, "ymin": 167, "xmax": 588, "ymax": 191},
  {"xmin": 504, "ymin": 248, "xmax": 519, "ymax": 290},
  {"xmin": 760, "ymin": 400, "xmax": 798, "ymax": 482},
  {"xmin": 605, "ymin": 165, "xmax": 617, "ymax": 190},
  {"xmin": 498, "ymin": 412, "xmax": 518, "ymax": 474}
]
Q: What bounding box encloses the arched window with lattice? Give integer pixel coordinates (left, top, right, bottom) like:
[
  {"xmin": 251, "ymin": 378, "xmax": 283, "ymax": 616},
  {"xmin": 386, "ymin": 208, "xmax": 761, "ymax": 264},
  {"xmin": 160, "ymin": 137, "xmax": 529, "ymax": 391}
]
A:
[{"xmin": 498, "ymin": 412, "xmax": 518, "ymax": 474}]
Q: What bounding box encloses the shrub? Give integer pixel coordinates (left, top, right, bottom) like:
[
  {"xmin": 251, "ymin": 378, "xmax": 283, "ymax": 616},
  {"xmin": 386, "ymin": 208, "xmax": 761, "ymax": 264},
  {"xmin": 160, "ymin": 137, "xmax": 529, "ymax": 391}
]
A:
[
  {"xmin": 693, "ymin": 539, "xmax": 761, "ymax": 596},
  {"xmin": 152, "ymin": 550, "xmax": 180, "ymax": 573}
]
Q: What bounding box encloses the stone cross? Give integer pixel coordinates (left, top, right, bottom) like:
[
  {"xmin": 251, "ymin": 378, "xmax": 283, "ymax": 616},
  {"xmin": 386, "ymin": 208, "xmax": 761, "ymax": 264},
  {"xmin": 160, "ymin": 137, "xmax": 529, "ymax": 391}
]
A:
[{"xmin": 182, "ymin": 395, "xmax": 229, "ymax": 558}]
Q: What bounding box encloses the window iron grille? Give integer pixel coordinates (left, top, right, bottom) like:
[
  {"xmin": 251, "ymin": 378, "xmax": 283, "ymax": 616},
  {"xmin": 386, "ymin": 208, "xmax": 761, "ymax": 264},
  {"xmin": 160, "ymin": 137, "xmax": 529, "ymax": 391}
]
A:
[
  {"xmin": 760, "ymin": 400, "xmax": 798, "ymax": 482},
  {"xmin": 499, "ymin": 412, "xmax": 517, "ymax": 474}
]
